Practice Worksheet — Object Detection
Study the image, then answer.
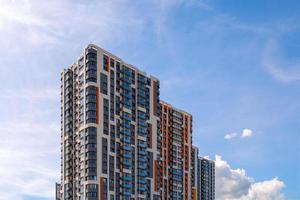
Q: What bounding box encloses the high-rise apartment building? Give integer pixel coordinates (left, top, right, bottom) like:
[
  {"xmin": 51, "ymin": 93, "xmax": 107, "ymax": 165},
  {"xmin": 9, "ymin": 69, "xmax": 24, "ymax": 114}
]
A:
[
  {"xmin": 198, "ymin": 157, "xmax": 215, "ymax": 200},
  {"xmin": 60, "ymin": 44, "xmax": 160, "ymax": 200},
  {"xmin": 191, "ymin": 147, "xmax": 216, "ymax": 200},
  {"xmin": 159, "ymin": 101, "xmax": 193, "ymax": 200},
  {"xmin": 191, "ymin": 146, "xmax": 200, "ymax": 200},
  {"xmin": 59, "ymin": 44, "xmax": 214, "ymax": 200}
]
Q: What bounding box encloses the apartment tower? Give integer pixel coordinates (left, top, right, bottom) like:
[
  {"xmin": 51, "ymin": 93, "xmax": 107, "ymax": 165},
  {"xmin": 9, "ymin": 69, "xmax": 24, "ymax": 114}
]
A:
[
  {"xmin": 191, "ymin": 147, "xmax": 216, "ymax": 200},
  {"xmin": 198, "ymin": 157, "xmax": 215, "ymax": 200},
  {"xmin": 60, "ymin": 44, "xmax": 160, "ymax": 200},
  {"xmin": 159, "ymin": 101, "xmax": 193, "ymax": 200},
  {"xmin": 191, "ymin": 146, "xmax": 199, "ymax": 200}
]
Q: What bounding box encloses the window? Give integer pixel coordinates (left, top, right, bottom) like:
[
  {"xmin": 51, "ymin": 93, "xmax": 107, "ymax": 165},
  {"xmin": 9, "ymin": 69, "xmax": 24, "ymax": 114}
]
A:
[
  {"xmin": 110, "ymin": 58, "xmax": 115, "ymax": 68},
  {"xmin": 103, "ymin": 55, "xmax": 109, "ymax": 71},
  {"xmin": 109, "ymin": 155, "xmax": 115, "ymax": 191},
  {"xmin": 103, "ymin": 99, "xmax": 109, "ymax": 135},
  {"xmin": 100, "ymin": 73, "xmax": 108, "ymax": 95},
  {"xmin": 102, "ymin": 138, "xmax": 108, "ymax": 174}
]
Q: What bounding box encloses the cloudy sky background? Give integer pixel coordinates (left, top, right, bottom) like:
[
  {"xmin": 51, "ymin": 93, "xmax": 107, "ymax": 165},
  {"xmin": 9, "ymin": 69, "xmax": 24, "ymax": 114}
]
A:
[{"xmin": 0, "ymin": 0, "xmax": 299, "ymax": 199}]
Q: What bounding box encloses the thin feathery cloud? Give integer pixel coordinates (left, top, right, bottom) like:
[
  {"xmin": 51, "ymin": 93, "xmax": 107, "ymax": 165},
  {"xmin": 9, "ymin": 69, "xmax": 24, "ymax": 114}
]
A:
[
  {"xmin": 151, "ymin": 0, "xmax": 213, "ymax": 67},
  {"xmin": 0, "ymin": 120, "xmax": 59, "ymax": 200},
  {"xmin": 0, "ymin": 0, "xmax": 148, "ymax": 48},
  {"xmin": 263, "ymin": 39, "xmax": 300, "ymax": 82},
  {"xmin": 0, "ymin": 89, "xmax": 60, "ymax": 200}
]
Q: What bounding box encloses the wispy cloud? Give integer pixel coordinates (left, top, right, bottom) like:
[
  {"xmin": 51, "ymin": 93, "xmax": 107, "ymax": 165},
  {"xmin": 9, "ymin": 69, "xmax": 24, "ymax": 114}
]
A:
[
  {"xmin": 0, "ymin": 121, "xmax": 59, "ymax": 200},
  {"xmin": 263, "ymin": 39, "xmax": 300, "ymax": 82},
  {"xmin": 0, "ymin": 0, "xmax": 148, "ymax": 48},
  {"xmin": 0, "ymin": 87, "xmax": 60, "ymax": 199}
]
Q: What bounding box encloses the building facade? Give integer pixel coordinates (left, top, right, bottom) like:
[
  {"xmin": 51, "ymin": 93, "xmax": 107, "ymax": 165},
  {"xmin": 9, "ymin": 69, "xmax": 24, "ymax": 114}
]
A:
[{"xmin": 59, "ymin": 44, "xmax": 214, "ymax": 200}]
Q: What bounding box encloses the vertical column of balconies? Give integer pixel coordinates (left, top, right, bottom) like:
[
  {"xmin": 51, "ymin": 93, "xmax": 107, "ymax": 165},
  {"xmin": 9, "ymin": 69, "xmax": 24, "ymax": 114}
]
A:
[
  {"xmin": 191, "ymin": 147, "xmax": 198, "ymax": 200},
  {"xmin": 183, "ymin": 115, "xmax": 191, "ymax": 200},
  {"xmin": 120, "ymin": 66, "xmax": 134, "ymax": 199},
  {"xmin": 152, "ymin": 79, "xmax": 161, "ymax": 199},
  {"xmin": 160, "ymin": 104, "xmax": 167, "ymax": 199},
  {"xmin": 130, "ymin": 73, "xmax": 136, "ymax": 198},
  {"xmin": 120, "ymin": 111, "xmax": 133, "ymax": 198},
  {"xmin": 85, "ymin": 127, "xmax": 98, "ymax": 199},
  {"xmin": 191, "ymin": 148, "xmax": 195, "ymax": 187},
  {"xmin": 108, "ymin": 59, "xmax": 116, "ymax": 199},
  {"xmin": 84, "ymin": 48, "xmax": 98, "ymax": 200},
  {"xmin": 137, "ymin": 111, "xmax": 147, "ymax": 195},
  {"xmin": 170, "ymin": 110, "xmax": 184, "ymax": 200},
  {"xmin": 199, "ymin": 158, "xmax": 215, "ymax": 200},
  {"xmin": 197, "ymin": 158, "xmax": 201, "ymax": 200},
  {"xmin": 73, "ymin": 63, "xmax": 83, "ymax": 199},
  {"xmin": 201, "ymin": 159, "xmax": 209, "ymax": 200},
  {"xmin": 115, "ymin": 63, "xmax": 121, "ymax": 200},
  {"xmin": 137, "ymin": 74, "xmax": 149, "ymax": 198},
  {"xmin": 77, "ymin": 59, "xmax": 86, "ymax": 200},
  {"xmin": 62, "ymin": 69, "xmax": 74, "ymax": 200},
  {"xmin": 211, "ymin": 162, "xmax": 215, "ymax": 200}
]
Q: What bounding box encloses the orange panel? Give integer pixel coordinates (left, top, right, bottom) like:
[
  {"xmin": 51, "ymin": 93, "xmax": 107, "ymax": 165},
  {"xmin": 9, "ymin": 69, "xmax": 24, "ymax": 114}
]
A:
[
  {"xmin": 154, "ymin": 160, "xmax": 157, "ymax": 191},
  {"xmin": 192, "ymin": 187, "xmax": 197, "ymax": 200}
]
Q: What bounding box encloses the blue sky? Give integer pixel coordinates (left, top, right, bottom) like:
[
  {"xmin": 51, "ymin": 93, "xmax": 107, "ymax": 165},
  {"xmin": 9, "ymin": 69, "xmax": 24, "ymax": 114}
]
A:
[{"xmin": 0, "ymin": 0, "xmax": 299, "ymax": 199}]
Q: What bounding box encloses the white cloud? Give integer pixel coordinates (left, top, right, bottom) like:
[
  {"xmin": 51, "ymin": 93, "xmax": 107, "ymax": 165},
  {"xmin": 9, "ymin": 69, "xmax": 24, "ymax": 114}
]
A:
[
  {"xmin": 224, "ymin": 132, "xmax": 238, "ymax": 139},
  {"xmin": 215, "ymin": 155, "xmax": 285, "ymax": 200},
  {"xmin": 215, "ymin": 155, "xmax": 253, "ymax": 199},
  {"xmin": 240, "ymin": 178, "xmax": 285, "ymax": 200},
  {"xmin": 241, "ymin": 129, "xmax": 253, "ymax": 138},
  {"xmin": 224, "ymin": 129, "xmax": 253, "ymax": 139}
]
